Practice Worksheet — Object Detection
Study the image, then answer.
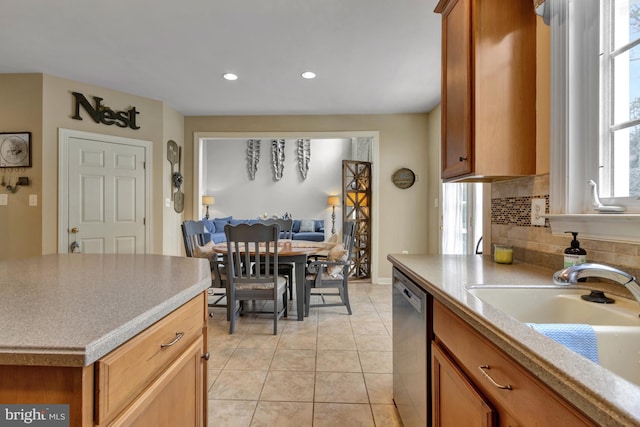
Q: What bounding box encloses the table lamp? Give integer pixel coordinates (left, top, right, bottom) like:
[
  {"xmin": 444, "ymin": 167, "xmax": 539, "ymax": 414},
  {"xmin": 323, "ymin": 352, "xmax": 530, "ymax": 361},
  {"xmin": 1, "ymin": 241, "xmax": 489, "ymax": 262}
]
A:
[
  {"xmin": 202, "ymin": 195, "xmax": 215, "ymax": 219},
  {"xmin": 327, "ymin": 195, "xmax": 340, "ymax": 235}
]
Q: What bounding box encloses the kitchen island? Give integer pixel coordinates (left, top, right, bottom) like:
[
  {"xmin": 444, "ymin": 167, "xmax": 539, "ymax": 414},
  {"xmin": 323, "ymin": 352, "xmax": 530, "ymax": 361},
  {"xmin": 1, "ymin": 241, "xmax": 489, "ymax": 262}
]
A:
[
  {"xmin": 388, "ymin": 254, "xmax": 640, "ymax": 427},
  {"xmin": 0, "ymin": 254, "xmax": 211, "ymax": 426}
]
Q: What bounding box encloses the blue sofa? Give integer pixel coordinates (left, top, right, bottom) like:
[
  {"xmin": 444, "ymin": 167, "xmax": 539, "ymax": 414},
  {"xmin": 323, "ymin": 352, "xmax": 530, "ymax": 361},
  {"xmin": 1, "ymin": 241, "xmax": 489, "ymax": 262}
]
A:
[{"xmin": 202, "ymin": 217, "xmax": 325, "ymax": 244}]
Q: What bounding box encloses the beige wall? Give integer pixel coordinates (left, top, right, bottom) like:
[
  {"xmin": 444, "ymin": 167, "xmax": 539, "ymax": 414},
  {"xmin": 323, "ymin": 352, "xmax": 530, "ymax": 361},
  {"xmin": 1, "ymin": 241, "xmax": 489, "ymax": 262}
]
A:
[
  {"xmin": 42, "ymin": 74, "xmax": 170, "ymax": 255},
  {"xmin": 184, "ymin": 113, "xmax": 435, "ymax": 281},
  {"xmin": 426, "ymin": 105, "xmax": 442, "ymax": 254},
  {"xmin": 0, "ymin": 73, "xmax": 437, "ymax": 275},
  {"xmin": 0, "ymin": 74, "xmax": 43, "ymax": 259},
  {"xmin": 0, "ymin": 73, "xmax": 185, "ymax": 259},
  {"xmin": 162, "ymin": 104, "xmax": 186, "ymax": 256}
]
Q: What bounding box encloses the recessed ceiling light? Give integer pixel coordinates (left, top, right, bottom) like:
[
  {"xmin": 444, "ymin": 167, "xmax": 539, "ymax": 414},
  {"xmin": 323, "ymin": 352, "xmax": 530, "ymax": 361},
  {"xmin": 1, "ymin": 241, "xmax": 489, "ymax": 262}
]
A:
[
  {"xmin": 222, "ymin": 73, "xmax": 238, "ymax": 81},
  {"xmin": 301, "ymin": 71, "xmax": 316, "ymax": 79}
]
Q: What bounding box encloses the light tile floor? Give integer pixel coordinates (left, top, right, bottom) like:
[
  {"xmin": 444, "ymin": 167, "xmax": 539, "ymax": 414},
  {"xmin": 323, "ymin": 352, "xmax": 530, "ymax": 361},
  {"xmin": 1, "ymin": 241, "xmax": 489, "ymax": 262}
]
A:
[{"xmin": 206, "ymin": 281, "xmax": 403, "ymax": 426}]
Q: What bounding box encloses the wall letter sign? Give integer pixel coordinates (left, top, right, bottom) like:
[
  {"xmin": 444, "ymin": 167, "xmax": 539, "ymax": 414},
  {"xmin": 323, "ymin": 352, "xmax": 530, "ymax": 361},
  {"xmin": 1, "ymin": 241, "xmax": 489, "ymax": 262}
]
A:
[{"xmin": 71, "ymin": 91, "xmax": 140, "ymax": 130}]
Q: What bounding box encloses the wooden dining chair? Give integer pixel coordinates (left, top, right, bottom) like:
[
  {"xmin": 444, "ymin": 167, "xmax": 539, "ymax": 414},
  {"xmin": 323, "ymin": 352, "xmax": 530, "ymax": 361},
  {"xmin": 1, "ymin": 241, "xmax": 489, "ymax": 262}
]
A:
[
  {"xmin": 304, "ymin": 221, "xmax": 356, "ymax": 316},
  {"xmin": 181, "ymin": 220, "xmax": 229, "ymax": 319},
  {"xmin": 260, "ymin": 218, "xmax": 294, "ymax": 240},
  {"xmin": 257, "ymin": 218, "xmax": 294, "ymax": 299},
  {"xmin": 225, "ymin": 223, "xmax": 288, "ymax": 335}
]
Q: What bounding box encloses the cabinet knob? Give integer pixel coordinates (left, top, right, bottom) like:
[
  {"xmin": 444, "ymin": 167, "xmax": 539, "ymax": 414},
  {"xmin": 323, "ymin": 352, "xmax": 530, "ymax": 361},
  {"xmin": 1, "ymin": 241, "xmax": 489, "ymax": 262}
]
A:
[
  {"xmin": 201, "ymin": 352, "xmax": 210, "ymax": 361},
  {"xmin": 459, "ymin": 156, "xmax": 467, "ymax": 162}
]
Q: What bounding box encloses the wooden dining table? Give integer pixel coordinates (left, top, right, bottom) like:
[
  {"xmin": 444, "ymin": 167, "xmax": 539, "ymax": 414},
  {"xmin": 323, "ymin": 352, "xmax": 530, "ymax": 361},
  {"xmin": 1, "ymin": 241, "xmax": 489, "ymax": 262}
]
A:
[{"xmin": 213, "ymin": 240, "xmax": 332, "ymax": 320}]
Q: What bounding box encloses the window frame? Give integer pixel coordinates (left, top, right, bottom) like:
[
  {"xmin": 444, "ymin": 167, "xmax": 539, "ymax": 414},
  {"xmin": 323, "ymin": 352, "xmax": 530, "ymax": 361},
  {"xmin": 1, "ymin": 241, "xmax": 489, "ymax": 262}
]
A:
[
  {"xmin": 547, "ymin": 0, "xmax": 640, "ymax": 243},
  {"xmin": 599, "ymin": 0, "xmax": 640, "ymax": 205}
]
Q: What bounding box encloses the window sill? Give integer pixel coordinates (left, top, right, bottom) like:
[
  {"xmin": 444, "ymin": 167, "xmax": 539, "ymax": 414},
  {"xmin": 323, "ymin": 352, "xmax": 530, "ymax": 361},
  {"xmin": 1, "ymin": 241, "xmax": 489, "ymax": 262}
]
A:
[{"xmin": 546, "ymin": 214, "xmax": 640, "ymax": 244}]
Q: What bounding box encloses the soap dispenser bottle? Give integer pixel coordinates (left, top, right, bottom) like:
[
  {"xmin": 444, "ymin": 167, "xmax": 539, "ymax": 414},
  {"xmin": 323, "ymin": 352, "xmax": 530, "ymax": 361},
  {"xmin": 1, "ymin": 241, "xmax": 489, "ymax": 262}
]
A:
[{"xmin": 564, "ymin": 231, "xmax": 587, "ymax": 267}]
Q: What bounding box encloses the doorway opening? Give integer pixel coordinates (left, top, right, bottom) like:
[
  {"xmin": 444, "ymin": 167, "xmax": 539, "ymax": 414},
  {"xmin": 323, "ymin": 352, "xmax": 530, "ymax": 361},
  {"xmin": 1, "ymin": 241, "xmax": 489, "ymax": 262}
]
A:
[{"xmin": 192, "ymin": 131, "xmax": 381, "ymax": 283}]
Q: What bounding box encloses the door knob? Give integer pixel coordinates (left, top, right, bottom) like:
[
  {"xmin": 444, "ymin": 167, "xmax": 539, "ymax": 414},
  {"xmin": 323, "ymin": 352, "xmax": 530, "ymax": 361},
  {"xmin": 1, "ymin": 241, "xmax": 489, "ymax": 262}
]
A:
[{"xmin": 70, "ymin": 227, "xmax": 79, "ymax": 234}]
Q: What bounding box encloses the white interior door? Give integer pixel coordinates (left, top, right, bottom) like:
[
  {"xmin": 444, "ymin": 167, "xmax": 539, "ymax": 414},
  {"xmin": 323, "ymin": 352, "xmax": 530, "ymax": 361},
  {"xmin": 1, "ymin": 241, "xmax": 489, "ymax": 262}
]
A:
[{"xmin": 59, "ymin": 129, "xmax": 150, "ymax": 254}]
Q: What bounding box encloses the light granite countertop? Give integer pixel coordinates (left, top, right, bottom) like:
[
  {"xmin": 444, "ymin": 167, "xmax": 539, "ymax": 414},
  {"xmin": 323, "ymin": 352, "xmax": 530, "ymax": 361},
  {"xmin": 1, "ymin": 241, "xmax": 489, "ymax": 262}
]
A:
[
  {"xmin": 0, "ymin": 254, "xmax": 211, "ymax": 367},
  {"xmin": 387, "ymin": 254, "xmax": 640, "ymax": 427}
]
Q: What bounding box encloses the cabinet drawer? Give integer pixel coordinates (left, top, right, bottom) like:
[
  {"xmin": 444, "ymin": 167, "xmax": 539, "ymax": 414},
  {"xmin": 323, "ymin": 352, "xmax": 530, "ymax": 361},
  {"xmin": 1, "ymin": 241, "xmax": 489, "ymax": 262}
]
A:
[
  {"xmin": 95, "ymin": 293, "xmax": 205, "ymax": 425},
  {"xmin": 109, "ymin": 336, "xmax": 204, "ymax": 427},
  {"xmin": 433, "ymin": 300, "xmax": 596, "ymax": 426}
]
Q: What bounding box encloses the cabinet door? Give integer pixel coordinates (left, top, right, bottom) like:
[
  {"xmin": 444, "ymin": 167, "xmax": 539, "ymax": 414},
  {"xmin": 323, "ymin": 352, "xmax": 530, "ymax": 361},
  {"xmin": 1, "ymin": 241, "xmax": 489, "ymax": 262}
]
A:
[
  {"xmin": 439, "ymin": 0, "xmax": 473, "ymax": 180},
  {"xmin": 432, "ymin": 343, "xmax": 497, "ymax": 427},
  {"xmin": 109, "ymin": 336, "xmax": 205, "ymax": 427}
]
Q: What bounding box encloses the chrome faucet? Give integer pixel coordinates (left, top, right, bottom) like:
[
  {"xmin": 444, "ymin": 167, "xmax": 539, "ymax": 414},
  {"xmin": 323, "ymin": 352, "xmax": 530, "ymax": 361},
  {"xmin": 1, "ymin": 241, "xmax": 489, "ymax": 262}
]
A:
[{"xmin": 553, "ymin": 263, "xmax": 640, "ymax": 304}]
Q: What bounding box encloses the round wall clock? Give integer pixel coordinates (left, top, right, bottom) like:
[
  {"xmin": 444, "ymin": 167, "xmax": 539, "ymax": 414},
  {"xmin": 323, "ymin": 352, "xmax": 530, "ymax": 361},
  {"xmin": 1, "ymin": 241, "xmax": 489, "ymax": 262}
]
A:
[
  {"xmin": 0, "ymin": 133, "xmax": 30, "ymax": 167},
  {"xmin": 392, "ymin": 168, "xmax": 416, "ymax": 189}
]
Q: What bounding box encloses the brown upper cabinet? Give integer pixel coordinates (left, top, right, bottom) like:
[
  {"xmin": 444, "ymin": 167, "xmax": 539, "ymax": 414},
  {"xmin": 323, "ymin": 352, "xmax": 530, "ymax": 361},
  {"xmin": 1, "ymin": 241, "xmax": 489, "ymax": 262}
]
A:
[{"xmin": 435, "ymin": 0, "xmax": 537, "ymax": 182}]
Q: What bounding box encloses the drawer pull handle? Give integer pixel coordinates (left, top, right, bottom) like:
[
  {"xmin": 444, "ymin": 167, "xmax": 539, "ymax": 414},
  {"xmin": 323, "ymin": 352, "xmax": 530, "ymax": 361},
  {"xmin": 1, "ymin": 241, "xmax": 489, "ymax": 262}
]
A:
[
  {"xmin": 479, "ymin": 365, "xmax": 512, "ymax": 390},
  {"xmin": 202, "ymin": 352, "xmax": 210, "ymax": 361},
  {"xmin": 160, "ymin": 332, "xmax": 184, "ymax": 348}
]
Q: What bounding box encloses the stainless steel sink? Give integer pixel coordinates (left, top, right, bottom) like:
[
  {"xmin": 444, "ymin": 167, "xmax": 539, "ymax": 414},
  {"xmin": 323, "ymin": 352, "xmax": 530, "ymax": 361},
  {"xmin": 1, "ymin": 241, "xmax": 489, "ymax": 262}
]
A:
[{"xmin": 466, "ymin": 285, "xmax": 640, "ymax": 385}]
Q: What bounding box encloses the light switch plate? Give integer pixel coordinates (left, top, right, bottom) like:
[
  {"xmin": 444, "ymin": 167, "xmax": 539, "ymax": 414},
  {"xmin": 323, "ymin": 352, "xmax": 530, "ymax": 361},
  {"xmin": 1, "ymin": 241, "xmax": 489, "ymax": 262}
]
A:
[
  {"xmin": 0, "ymin": 194, "xmax": 7, "ymax": 206},
  {"xmin": 531, "ymin": 198, "xmax": 546, "ymax": 226}
]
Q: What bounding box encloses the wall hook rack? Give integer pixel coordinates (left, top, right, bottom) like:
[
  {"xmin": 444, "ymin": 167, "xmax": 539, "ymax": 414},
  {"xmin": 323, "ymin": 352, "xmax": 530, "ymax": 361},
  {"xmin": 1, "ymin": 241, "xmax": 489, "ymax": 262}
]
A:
[{"xmin": 6, "ymin": 176, "xmax": 29, "ymax": 193}]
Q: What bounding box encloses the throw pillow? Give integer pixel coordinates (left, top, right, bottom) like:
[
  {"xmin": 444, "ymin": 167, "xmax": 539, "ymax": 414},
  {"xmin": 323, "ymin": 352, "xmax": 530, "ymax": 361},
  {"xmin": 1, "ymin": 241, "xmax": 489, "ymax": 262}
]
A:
[
  {"xmin": 193, "ymin": 240, "xmax": 216, "ymax": 258},
  {"xmin": 213, "ymin": 219, "xmax": 228, "ymax": 233},
  {"xmin": 327, "ymin": 243, "xmax": 348, "ymax": 277},
  {"xmin": 300, "ymin": 219, "xmax": 315, "ymax": 232},
  {"xmin": 212, "ymin": 216, "xmax": 232, "ymax": 233},
  {"xmin": 202, "ymin": 219, "xmax": 215, "ymax": 234}
]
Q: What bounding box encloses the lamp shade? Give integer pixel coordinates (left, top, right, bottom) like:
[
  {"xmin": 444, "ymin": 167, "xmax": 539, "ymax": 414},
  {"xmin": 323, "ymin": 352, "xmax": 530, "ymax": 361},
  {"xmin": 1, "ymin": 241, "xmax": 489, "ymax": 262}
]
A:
[
  {"xmin": 327, "ymin": 195, "xmax": 340, "ymax": 207},
  {"xmin": 202, "ymin": 195, "xmax": 215, "ymax": 206}
]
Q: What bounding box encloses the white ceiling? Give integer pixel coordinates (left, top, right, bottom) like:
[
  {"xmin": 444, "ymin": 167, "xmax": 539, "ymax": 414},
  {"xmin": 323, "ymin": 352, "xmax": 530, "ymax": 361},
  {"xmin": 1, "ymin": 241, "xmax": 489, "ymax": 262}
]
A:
[{"xmin": 0, "ymin": 0, "xmax": 442, "ymax": 116}]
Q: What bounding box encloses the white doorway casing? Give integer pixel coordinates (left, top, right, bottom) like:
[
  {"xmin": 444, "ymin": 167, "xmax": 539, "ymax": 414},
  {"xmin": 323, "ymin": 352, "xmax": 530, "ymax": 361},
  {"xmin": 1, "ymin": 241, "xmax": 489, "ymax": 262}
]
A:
[
  {"xmin": 192, "ymin": 131, "xmax": 382, "ymax": 284},
  {"xmin": 58, "ymin": 129, "xmax": 152, "ymax": 254}
]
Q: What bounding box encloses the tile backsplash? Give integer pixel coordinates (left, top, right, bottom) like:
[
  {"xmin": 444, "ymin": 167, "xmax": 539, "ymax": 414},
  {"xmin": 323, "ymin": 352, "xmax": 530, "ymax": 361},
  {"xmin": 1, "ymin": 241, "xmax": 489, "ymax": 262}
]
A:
[{"xmin": 491, "ymin": 174, "xmax": 639, "ymax": 278}]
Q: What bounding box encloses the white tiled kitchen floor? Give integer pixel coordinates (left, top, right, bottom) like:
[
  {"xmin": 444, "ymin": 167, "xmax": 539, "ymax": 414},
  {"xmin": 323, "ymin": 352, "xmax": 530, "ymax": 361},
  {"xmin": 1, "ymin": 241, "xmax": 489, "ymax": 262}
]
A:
[{"xmin": 206, "ymin": 281, "xmax": 403, "ymax": 426}]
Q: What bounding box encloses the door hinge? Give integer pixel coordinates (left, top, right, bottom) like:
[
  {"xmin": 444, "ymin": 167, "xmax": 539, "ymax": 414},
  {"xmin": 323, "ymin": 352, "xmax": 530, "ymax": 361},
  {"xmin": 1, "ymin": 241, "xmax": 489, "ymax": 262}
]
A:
[
  {"xmin": 143, "ymin": 217, "xmax": 146, "ymax": 225},
  {"xmin": 143, "ymin": 161, "xmax": 146, "ymax": 169}
]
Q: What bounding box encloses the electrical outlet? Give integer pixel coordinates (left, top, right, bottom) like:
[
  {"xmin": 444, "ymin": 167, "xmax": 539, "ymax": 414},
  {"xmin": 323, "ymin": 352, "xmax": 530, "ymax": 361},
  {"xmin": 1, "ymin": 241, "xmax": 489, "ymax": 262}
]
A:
[
  {"xmin": 0, "ymin": 194, "xmax": 7, "ymax": 206},
  {"xmin": 531, "ymin": 198, "xmax": 546, "ymax": 226},
  {"xmin": 29, "ymin": 194, "xmax": 37, "ymax": 206}
]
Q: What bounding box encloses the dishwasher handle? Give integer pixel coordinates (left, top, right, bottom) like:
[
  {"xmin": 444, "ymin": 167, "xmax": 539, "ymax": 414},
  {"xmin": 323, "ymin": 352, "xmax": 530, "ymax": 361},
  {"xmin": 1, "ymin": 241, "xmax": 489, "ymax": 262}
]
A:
[{"xmin": 394, "ymin": 281, "xmax": 423, "ymax": 314}]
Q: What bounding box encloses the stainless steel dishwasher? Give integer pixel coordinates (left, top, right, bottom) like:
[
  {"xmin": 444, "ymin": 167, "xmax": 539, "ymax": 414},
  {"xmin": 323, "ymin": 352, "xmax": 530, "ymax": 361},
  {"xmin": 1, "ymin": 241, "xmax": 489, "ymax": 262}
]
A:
[{"xmin": 393, "ymin": 268, "xmax": 430, "ymax": 427}]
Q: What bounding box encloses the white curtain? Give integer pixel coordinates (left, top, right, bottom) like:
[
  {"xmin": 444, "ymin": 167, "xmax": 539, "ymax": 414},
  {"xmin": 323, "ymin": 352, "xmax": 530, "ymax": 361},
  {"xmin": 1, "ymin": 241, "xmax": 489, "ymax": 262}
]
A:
[
  {"xmin": 442, "ymin": 183, "xmax": 483, "ymax": 255},
  {"xmin": 442, "ymin": 183, "xmax": 465, "ymax": 254},
  {"xmin": 353, "ymin": 137, "xmax": 373, "ymax": 162}
]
